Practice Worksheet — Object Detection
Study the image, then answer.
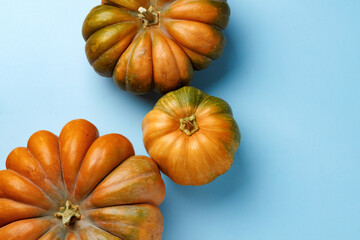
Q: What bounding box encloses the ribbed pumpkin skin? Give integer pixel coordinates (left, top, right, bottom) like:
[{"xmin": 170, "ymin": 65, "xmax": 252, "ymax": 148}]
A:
[
  {"xmin": 0, "ymin": 119, "xmax": 165, "ymax": 240},
  {"xmin": 142, "ymin": 86, "xmax": 240, "ymax": 185},
  {"xmin": 83, "ymin": 0, "xmax": 230, "ymax": 94}
]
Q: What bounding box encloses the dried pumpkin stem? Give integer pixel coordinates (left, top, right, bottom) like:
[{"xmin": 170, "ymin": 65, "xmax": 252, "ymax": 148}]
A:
[
  {"xmin": 179, "ymin": 114, "xmax": 200, "ymax": 136},
  {"xmin": 55, "ymin": 201, "xmax": 81, "ymax": 226},
  {"xmin": 138, "ymin": 6, "xmax": 159, "ymax": 27}
]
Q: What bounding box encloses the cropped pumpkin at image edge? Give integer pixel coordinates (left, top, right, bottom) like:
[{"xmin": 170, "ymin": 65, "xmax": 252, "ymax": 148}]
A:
[
  {"xmin": 0, "ymin": 119, "xmax": 165, "ymax": 240},
  {"xmin": 83, "ymin": 0, "xmax": 231, "ymax": 94}
]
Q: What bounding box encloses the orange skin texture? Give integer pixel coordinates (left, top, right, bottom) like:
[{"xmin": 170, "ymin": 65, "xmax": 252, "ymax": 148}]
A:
[
  {"xmin": 83, "ymin": 0, "xmax": 230, "ymax": 94},
  {"xmin": 142, "ymin": 86, "xmax": 241, "ymax": 185},
  {"xmin": 0, "ymin": 119, "xmax": 165, "ymax": 240}
]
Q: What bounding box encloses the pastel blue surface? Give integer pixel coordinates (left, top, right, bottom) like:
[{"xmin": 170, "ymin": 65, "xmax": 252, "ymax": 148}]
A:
[{"xmin": 0, "ymin": 0, "xmax": 359, "ymax": 239}]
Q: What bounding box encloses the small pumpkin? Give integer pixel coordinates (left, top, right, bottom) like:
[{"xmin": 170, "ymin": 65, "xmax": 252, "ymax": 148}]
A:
[
  {"xmin": 82, "ymin": 0, "xmax": 230, "ymax": 94},
  {"xmin": 0, "ymin": 119, "xmax": 165, "ymax": 240},
  {"xmin": 142, "ymin": 86, "xmax": 240, "ymax": 185}
]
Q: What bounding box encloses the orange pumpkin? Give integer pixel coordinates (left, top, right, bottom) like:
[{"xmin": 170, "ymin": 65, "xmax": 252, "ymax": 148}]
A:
[
  {"xmin": 142, "ymin": 86, "xmax": 241, "ymax": 185},
  {"xmin": 0, "ymin": 119, "xmax": 165, "ymax": 240},
  {"xmin": 82, "ymin": 0, "xmax": 230, "ymax": 94}
]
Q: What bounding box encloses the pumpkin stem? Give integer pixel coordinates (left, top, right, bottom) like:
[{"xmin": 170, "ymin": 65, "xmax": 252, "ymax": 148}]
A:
[
  {"xmin": 138, "ymin": 6, "xmax": 159, "ymax": 27},
  {"xmin": 54, "ymin": 201, "xmax": 81, "ymax": 226},
  {"xmin": 179, "ymin": 114, "xmax": 200, "ymax": 136}
]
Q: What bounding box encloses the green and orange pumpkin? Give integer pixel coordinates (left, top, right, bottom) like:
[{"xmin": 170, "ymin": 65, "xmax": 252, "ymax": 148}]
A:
[
  {"xmin": 142, "ymin": 86, "xmax": 240, "ymax": 185},
  {"xmin": 83, "ymin": 0, "xmax": 231, "ymax": 94}
]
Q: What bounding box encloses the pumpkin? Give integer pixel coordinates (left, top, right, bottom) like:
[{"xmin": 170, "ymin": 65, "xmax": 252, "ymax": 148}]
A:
[
  {"xmin": 82, "ymin": 0, "xmax": 230, "ymax": 94},
  {"xmin": 142, "ymin": 86, "xmax": 240, "ymax": 185},
  {"xmin": 0, "ymin": 119, "xmax": 165, "ymax": 240}
]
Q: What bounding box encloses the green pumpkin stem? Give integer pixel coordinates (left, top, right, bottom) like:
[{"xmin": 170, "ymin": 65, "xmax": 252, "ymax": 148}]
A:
[
  {"xmin": 54, "ymin": 201, "xmax": 81, "ymax": 226},
  {"xmin": 138, "ymin": 6, "xmax": 159, "ymax": 27},
  {"xmin": 179, "ymin": 114, "xmax": 199, "ymax": 136}
]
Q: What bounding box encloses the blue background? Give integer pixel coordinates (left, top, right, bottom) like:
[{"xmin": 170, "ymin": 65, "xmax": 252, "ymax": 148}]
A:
[{"xmin": 0, "ymin": 0, "xmax": 359, "ymax": 239}]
